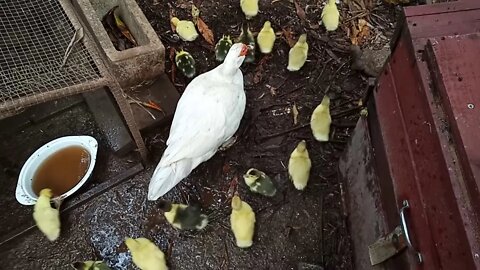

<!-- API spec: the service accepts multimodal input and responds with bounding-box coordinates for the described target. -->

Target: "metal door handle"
[400,200,423,264]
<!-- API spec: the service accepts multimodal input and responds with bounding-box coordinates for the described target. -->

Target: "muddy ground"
[0,0,397,269]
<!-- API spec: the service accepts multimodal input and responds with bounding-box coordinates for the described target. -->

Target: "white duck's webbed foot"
[219,136,238,151]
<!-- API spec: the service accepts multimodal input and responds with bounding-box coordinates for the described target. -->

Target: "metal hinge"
[368,225,407,265]
[368,200,423,265]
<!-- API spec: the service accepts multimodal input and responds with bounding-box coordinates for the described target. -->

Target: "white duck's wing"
[159,80,227,166]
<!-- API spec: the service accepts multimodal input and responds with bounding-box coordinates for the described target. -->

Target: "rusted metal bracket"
[368,226,407,265]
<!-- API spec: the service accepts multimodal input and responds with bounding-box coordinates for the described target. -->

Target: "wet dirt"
[0,0,398,269]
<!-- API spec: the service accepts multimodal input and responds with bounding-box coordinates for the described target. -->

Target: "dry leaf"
[253,55,271,84]
[191,4,200,24]
[113,8,136,46]
[227,176,238,198]
[357,19,370,44]
[197,17,214,45]
[102,6,136,50]
[282,28,296,47]
[292,103,299,125]
[169,47,176,82]
[294,0,306,22]
[222,163,231,174]
[350,19,370,45]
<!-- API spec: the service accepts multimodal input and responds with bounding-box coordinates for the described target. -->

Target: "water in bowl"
[32,145,90,197]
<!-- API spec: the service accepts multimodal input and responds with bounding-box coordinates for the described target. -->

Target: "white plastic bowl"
[15,135,98,205]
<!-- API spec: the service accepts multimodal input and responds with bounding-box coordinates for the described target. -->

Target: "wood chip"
[294,0,306,22]
[253,55,271,84]
[282,28,296,47]
[292,103,299,125]
[169,47,176,82]
[197,17,215,45]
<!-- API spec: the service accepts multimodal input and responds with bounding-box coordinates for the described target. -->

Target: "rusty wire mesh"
[0,0,101,112]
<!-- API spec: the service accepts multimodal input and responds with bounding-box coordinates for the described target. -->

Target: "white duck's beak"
[239,44,249,57]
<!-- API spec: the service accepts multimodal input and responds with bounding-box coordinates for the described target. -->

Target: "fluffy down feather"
[33,188,60,241]
[230,195,256,248]
[125,237,168,270]
[288,140,312,190]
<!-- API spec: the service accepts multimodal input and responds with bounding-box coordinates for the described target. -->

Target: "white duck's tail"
[148,159,194,201]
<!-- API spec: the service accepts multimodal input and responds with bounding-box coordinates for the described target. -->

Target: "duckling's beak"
[239,44,248,56]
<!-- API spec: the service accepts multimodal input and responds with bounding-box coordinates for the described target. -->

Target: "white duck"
[148,43,249,200]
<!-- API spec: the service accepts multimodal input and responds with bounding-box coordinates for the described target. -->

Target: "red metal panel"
[375,44,441,268]
[404,1,480,17]
[371,3,480,269]
[375,28,477,268]
[392,32,476,270]
[362,2,480,269]
[427,34,480,196]
[416,37,480,270]
[404,1,480,54]
[408,5,480,266]
[406,9,480,41]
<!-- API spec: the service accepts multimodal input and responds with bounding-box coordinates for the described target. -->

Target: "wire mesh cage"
[0,0,101,115]
[0,0,148,160]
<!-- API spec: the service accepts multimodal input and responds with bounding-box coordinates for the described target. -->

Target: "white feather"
[148,44,247,200]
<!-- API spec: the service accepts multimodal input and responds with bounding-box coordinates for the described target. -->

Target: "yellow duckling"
[230,195,256,248]
[240,0,259,20]
[257,21,276,54]
[71,261,111,270]
[287,34,308,71]
[321,0,340,31]
[125,237,168,270]
[310,95,332,141]
[33,188,61,241]
[288,140,312,190]
[171,17,198,41]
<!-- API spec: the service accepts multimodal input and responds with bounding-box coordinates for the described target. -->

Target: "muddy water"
[32,146,90,196]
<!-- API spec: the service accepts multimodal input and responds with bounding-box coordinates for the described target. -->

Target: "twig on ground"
[259,123,310,141]
[125,94,156,120]
[325,48,342,64]
[325,61,348,93]
[331,121,357,128]
[278,84,305,98]
[331,107,361,118]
